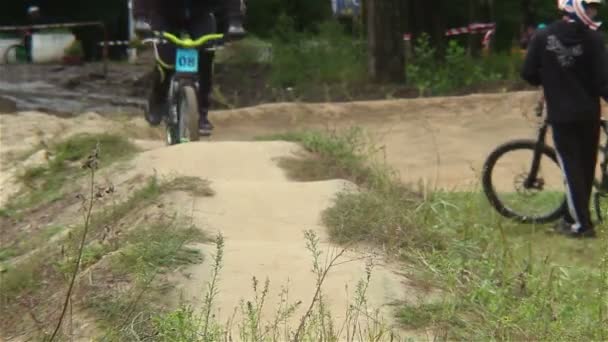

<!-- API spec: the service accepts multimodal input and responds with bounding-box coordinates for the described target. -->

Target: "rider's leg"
[189,12,217,135]
[145,14,179,126]
[552,121,599,235]
[581,120,601,197]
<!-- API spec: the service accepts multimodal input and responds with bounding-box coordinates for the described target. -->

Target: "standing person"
[521,0,608,238]
[133,0,246,136]
[24,5,42,62]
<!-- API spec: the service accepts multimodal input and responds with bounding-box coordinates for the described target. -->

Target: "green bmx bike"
[142,31,224,145]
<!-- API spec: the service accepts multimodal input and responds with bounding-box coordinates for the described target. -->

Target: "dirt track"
[0,91,544,339]
[207,91,542,189]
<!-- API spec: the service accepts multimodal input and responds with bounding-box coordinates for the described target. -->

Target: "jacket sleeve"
[591,32,608,100]
[521,33,543,86]
[133,0,154,18]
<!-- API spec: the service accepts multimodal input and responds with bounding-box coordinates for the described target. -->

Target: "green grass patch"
[397,302,448,330]
[0,225,64,262]
[257,128,392,187]
[406,191,608,340]
[269,128,608,340]
[112,221,206,278]
[323,188,439,253]
[270,19,366,87]
[86,219,206,340]
[4,133,138,215]
[0,254,46,305]
[0,176,213,308]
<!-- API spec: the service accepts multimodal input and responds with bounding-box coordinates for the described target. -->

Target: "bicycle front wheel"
[177,86,200,143]
[3,44,23,64]
[482,140,567,224]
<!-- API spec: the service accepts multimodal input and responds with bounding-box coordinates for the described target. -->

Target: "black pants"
[151,11,216,113]
[552,120,601,230]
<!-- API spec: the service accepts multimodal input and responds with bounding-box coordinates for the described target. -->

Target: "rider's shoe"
[553,219,597,239]
[145,94,165,126]
[199,112,214,136]
[227,17,246,40]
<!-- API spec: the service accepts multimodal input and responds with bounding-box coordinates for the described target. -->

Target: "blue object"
[175,48,198,73]
[332,0,361,17]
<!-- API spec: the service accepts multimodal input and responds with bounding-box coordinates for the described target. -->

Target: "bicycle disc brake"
[514,173,544,197]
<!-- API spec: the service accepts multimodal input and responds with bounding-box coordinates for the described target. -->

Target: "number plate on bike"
[175,48,198,73]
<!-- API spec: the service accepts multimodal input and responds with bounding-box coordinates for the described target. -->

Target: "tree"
[366,0,405,83]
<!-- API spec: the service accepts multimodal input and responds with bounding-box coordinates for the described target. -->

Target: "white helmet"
[27,5,40,14]
[560,0,604,10]
[560,0,603,30]
[584,0,604,5]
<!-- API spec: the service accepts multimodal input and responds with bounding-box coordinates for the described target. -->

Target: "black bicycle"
[482,98,608,224]
[142,31,224,145]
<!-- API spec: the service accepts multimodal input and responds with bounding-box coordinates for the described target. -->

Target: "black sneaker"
[145,92,166,126]
[199,116,214,136]
[553,220,597,239]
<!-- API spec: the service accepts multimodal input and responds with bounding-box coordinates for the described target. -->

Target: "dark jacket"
[521,20,608,123]
[133,0,222,18]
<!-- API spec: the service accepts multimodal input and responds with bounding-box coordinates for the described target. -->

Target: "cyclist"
[133,0,246,136]
[522,0,608,238]
[24,6,42,63]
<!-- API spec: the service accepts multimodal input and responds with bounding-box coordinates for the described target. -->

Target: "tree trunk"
[367,0,405,83]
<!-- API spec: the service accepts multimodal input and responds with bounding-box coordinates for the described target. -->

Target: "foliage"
[407,34,522,95]
[270,19,366,87]
[247,0,333,37]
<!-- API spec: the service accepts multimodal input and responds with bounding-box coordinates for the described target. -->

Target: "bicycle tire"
[482,139,567,224]
[3,44,22,64]
[177,86,200,143]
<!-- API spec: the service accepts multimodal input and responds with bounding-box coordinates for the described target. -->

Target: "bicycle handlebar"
[141,31,225,50]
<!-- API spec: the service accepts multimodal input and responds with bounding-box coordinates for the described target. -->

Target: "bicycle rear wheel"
[482,140,567,224]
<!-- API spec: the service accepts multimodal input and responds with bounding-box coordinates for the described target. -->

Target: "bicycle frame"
[141,31,224,127]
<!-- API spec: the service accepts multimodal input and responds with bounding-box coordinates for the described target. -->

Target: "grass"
[0,225,64,262]
[111,221,206,277]
[0,173,215,338]
[123,231,396,341]
[263,127,608,340]
[402,191,608,340]
[3,133,138,215]
[270,20,366,88]
[257,128,390,187]
[85,219,207,339]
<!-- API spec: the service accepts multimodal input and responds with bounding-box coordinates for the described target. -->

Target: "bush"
[407,33,522,96]
[270,19,366,87]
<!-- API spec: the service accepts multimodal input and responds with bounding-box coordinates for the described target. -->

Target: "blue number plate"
[175,48,198,73]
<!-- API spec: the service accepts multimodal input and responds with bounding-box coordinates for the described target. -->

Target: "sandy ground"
[122,142,417,336]
[207,91,544,189]
[0,91,553,339]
